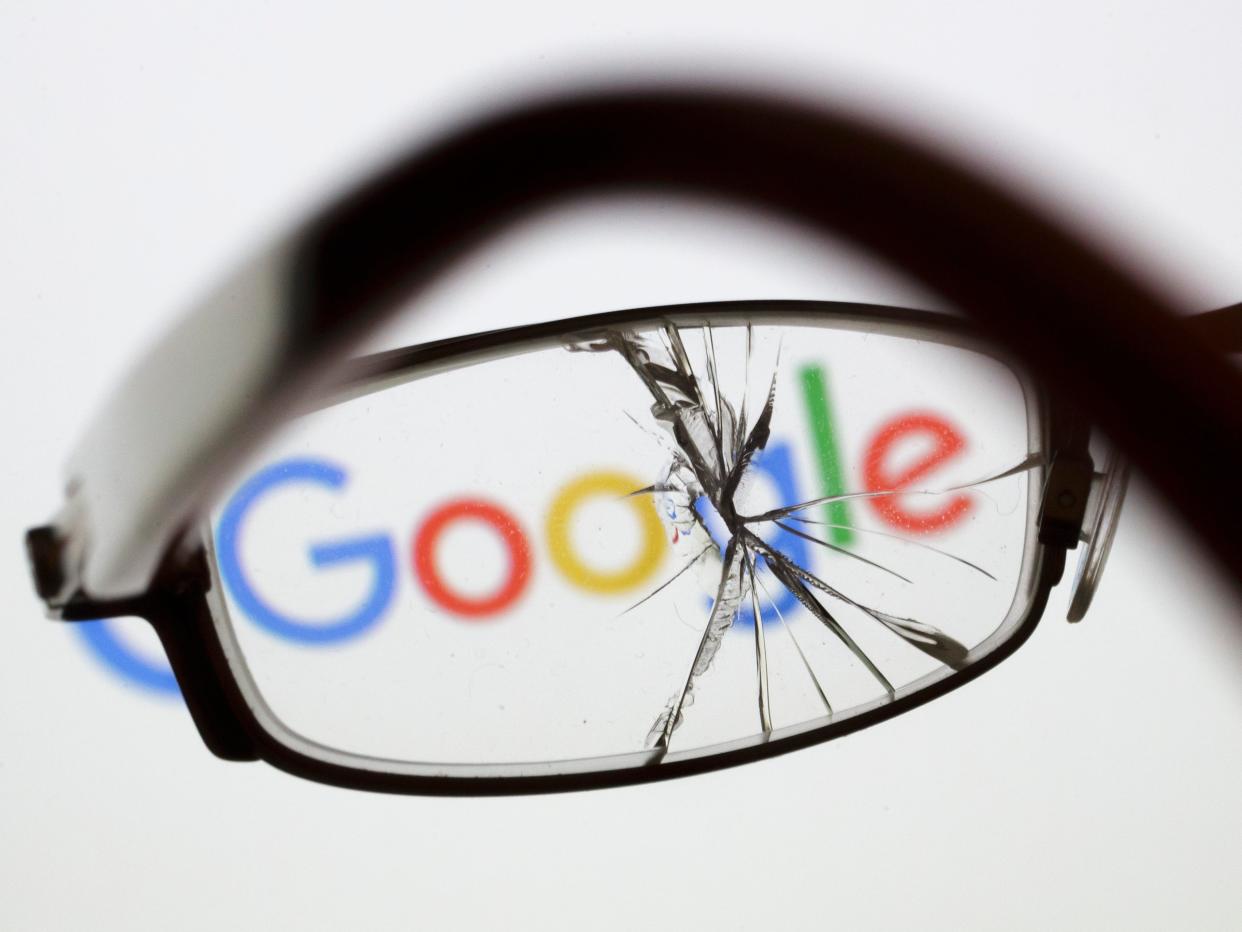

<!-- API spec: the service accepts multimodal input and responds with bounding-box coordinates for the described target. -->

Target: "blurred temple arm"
[1192,302,1242,353]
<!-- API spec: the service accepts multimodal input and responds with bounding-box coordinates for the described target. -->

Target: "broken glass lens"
[206,311,1045,778]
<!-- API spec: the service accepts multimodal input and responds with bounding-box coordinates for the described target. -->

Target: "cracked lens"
[213,316,1039,772]
[570,321,1039,753]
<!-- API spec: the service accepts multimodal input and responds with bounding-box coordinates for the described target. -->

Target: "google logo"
[74,363,973,695]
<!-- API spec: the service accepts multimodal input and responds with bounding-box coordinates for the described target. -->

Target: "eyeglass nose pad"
[1066,447,1130,622]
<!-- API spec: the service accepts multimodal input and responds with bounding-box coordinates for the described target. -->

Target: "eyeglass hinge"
[1037,453,1093,550]
[25,524,157,621]
[26,525,75,615]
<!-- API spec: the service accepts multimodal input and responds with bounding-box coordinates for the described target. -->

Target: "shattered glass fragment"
[574,320,1030,751]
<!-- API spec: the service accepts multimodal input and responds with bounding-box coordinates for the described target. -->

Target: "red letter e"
[863,412,971,533]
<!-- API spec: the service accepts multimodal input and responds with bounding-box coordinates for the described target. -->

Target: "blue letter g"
[215,458,396,644]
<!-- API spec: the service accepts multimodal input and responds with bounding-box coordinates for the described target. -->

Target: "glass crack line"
[751,560,833,717]
[784,516,997,580]
[743,545,773,736]
[741,452,1047,523]
[569,321,976,753]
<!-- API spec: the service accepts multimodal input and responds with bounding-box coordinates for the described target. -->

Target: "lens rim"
[194,299,1070,794]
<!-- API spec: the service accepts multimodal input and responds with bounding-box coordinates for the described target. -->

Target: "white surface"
[2,3,1241,930]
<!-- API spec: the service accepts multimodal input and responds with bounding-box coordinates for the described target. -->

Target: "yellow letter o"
[546,471,666,594]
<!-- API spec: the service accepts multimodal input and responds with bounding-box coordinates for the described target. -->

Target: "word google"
[76,364,972,694]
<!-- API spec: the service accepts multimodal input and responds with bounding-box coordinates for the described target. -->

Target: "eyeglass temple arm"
[33,88,1242,608]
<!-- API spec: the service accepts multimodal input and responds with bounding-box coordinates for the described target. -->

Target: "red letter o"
[413,499,532,618]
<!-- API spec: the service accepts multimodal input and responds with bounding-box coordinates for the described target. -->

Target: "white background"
[3,3,1241,929]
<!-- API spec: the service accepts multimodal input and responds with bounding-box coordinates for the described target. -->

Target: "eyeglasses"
[24,87,1242,795]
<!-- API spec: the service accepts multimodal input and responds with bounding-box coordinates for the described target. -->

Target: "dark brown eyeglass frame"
[25,85,1242,796]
